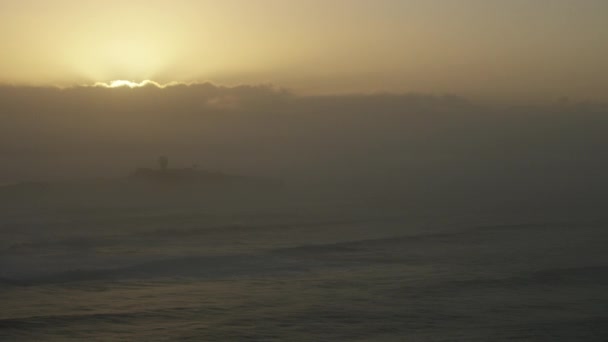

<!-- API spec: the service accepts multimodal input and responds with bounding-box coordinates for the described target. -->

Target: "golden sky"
[1,0,607,101]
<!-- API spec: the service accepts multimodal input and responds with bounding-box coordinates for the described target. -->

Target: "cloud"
[0,82,607,209]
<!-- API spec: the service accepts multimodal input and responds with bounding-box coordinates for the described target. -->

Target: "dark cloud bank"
[1,83,607,214]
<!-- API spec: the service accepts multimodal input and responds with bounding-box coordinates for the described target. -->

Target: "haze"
[2,2,608,341]
[1,0,607,101]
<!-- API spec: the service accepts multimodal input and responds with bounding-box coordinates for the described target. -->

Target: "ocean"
[1,195,608,341]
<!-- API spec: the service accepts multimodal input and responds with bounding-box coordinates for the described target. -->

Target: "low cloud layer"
[1,83,607,208]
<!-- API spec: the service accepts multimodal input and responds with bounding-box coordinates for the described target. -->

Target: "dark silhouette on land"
[131,157,250,185]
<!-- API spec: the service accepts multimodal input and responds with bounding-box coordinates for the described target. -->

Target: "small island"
[130,156,248,185]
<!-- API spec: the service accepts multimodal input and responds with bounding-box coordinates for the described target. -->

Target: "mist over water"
[1,84,608,340]
[2,0,608,339]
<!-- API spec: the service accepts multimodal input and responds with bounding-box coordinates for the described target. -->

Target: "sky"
[0,0,607,101]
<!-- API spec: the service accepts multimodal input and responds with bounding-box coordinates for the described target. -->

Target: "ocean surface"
[1,194,608,341]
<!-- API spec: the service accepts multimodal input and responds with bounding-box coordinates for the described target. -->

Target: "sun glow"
[94,80,163,88]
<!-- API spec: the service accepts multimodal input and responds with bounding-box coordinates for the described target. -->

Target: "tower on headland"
[159,156,168,171]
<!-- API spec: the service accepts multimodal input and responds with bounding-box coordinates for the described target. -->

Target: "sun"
[94,80,163,88]
[108,80,141,88]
